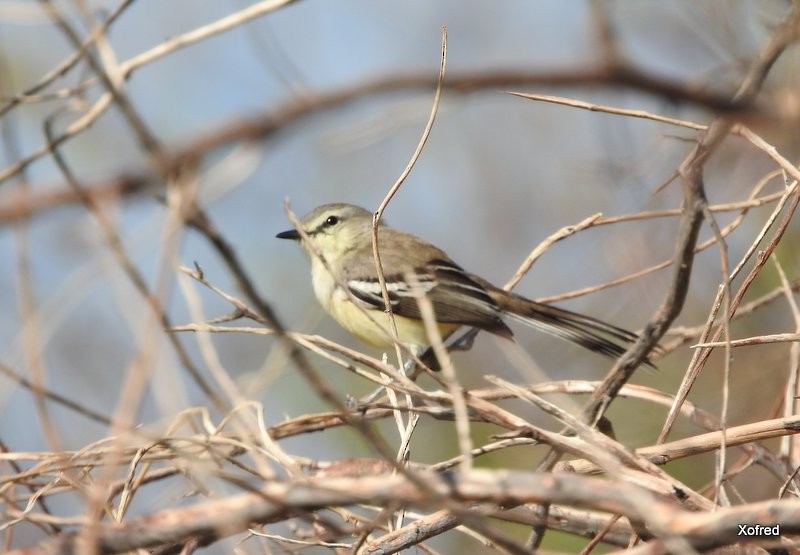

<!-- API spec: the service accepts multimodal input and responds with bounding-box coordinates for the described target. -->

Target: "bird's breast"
[310,258,339,311]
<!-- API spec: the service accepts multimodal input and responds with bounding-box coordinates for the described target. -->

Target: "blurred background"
[1,1,798,552]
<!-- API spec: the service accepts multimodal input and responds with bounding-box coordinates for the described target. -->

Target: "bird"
[277,203,650,368]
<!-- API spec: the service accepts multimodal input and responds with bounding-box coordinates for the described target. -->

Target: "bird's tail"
[490,287,656,369]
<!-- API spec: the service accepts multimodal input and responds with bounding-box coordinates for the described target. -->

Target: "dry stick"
[370,27,447,371]
[39,125,222,529]
[173,277,302,481]
[503,213,602,291]
[38,4,417,544]
[39,0,162,162]
[0,59,766,188]
[541,181,775,305]
[0,0,298,184]
[368,27,447,537]
[580,514,624,555]
[41,1,320,462]
[0,362,112,427]
[591,0,800,447]
[774,257,800,465]
[183,238,406,470]
[178,262,800,552]
[658,180,797,442]
[18,470,796,555]
[0,0,135,119]
[739,126,800,184]
[127,378,773,477]
[7,386,797,552]
[366,504,638,553]
[558,414,800,476]
[694,333,800,348]
[374,32,469,478]
[487,377,711,512]
[361,506,498,555]
[0,161,783,229]
[659,181,800,443]
[507,91,706,131]
[38,3,226,412]
[503,96,784,308]
[526,5,800,549]
[0,447,59,539]
[268,376,796,484]
[584,128,711,419]
[664,277,800,352]
[41,122,225,410]
[409,271,474,473]
[534,139,706,550]
[0,47,63,469]
[699,206,734,507]
[172,324,420,393]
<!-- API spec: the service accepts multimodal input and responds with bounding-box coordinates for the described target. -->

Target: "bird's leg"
[357,351,405,406]
[447,327,480,353]
[358,347,426,405]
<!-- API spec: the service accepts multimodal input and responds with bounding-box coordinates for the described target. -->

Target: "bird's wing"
[342,231,512,337]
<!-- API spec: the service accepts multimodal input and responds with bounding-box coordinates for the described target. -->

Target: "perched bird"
[277,203,648,366]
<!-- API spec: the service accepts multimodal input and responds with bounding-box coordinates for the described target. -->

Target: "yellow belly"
[310,259,458,351]
[324,289,455,352]
[337,298,457,348]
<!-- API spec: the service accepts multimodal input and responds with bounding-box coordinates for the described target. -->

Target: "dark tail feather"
[502,297,657,369]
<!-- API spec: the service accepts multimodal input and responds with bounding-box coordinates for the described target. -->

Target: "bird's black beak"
[276,229,301,240]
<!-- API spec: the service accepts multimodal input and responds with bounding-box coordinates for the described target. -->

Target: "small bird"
[277,203,647,366]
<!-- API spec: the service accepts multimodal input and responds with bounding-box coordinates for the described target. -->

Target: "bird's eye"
[324,215,339,226]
